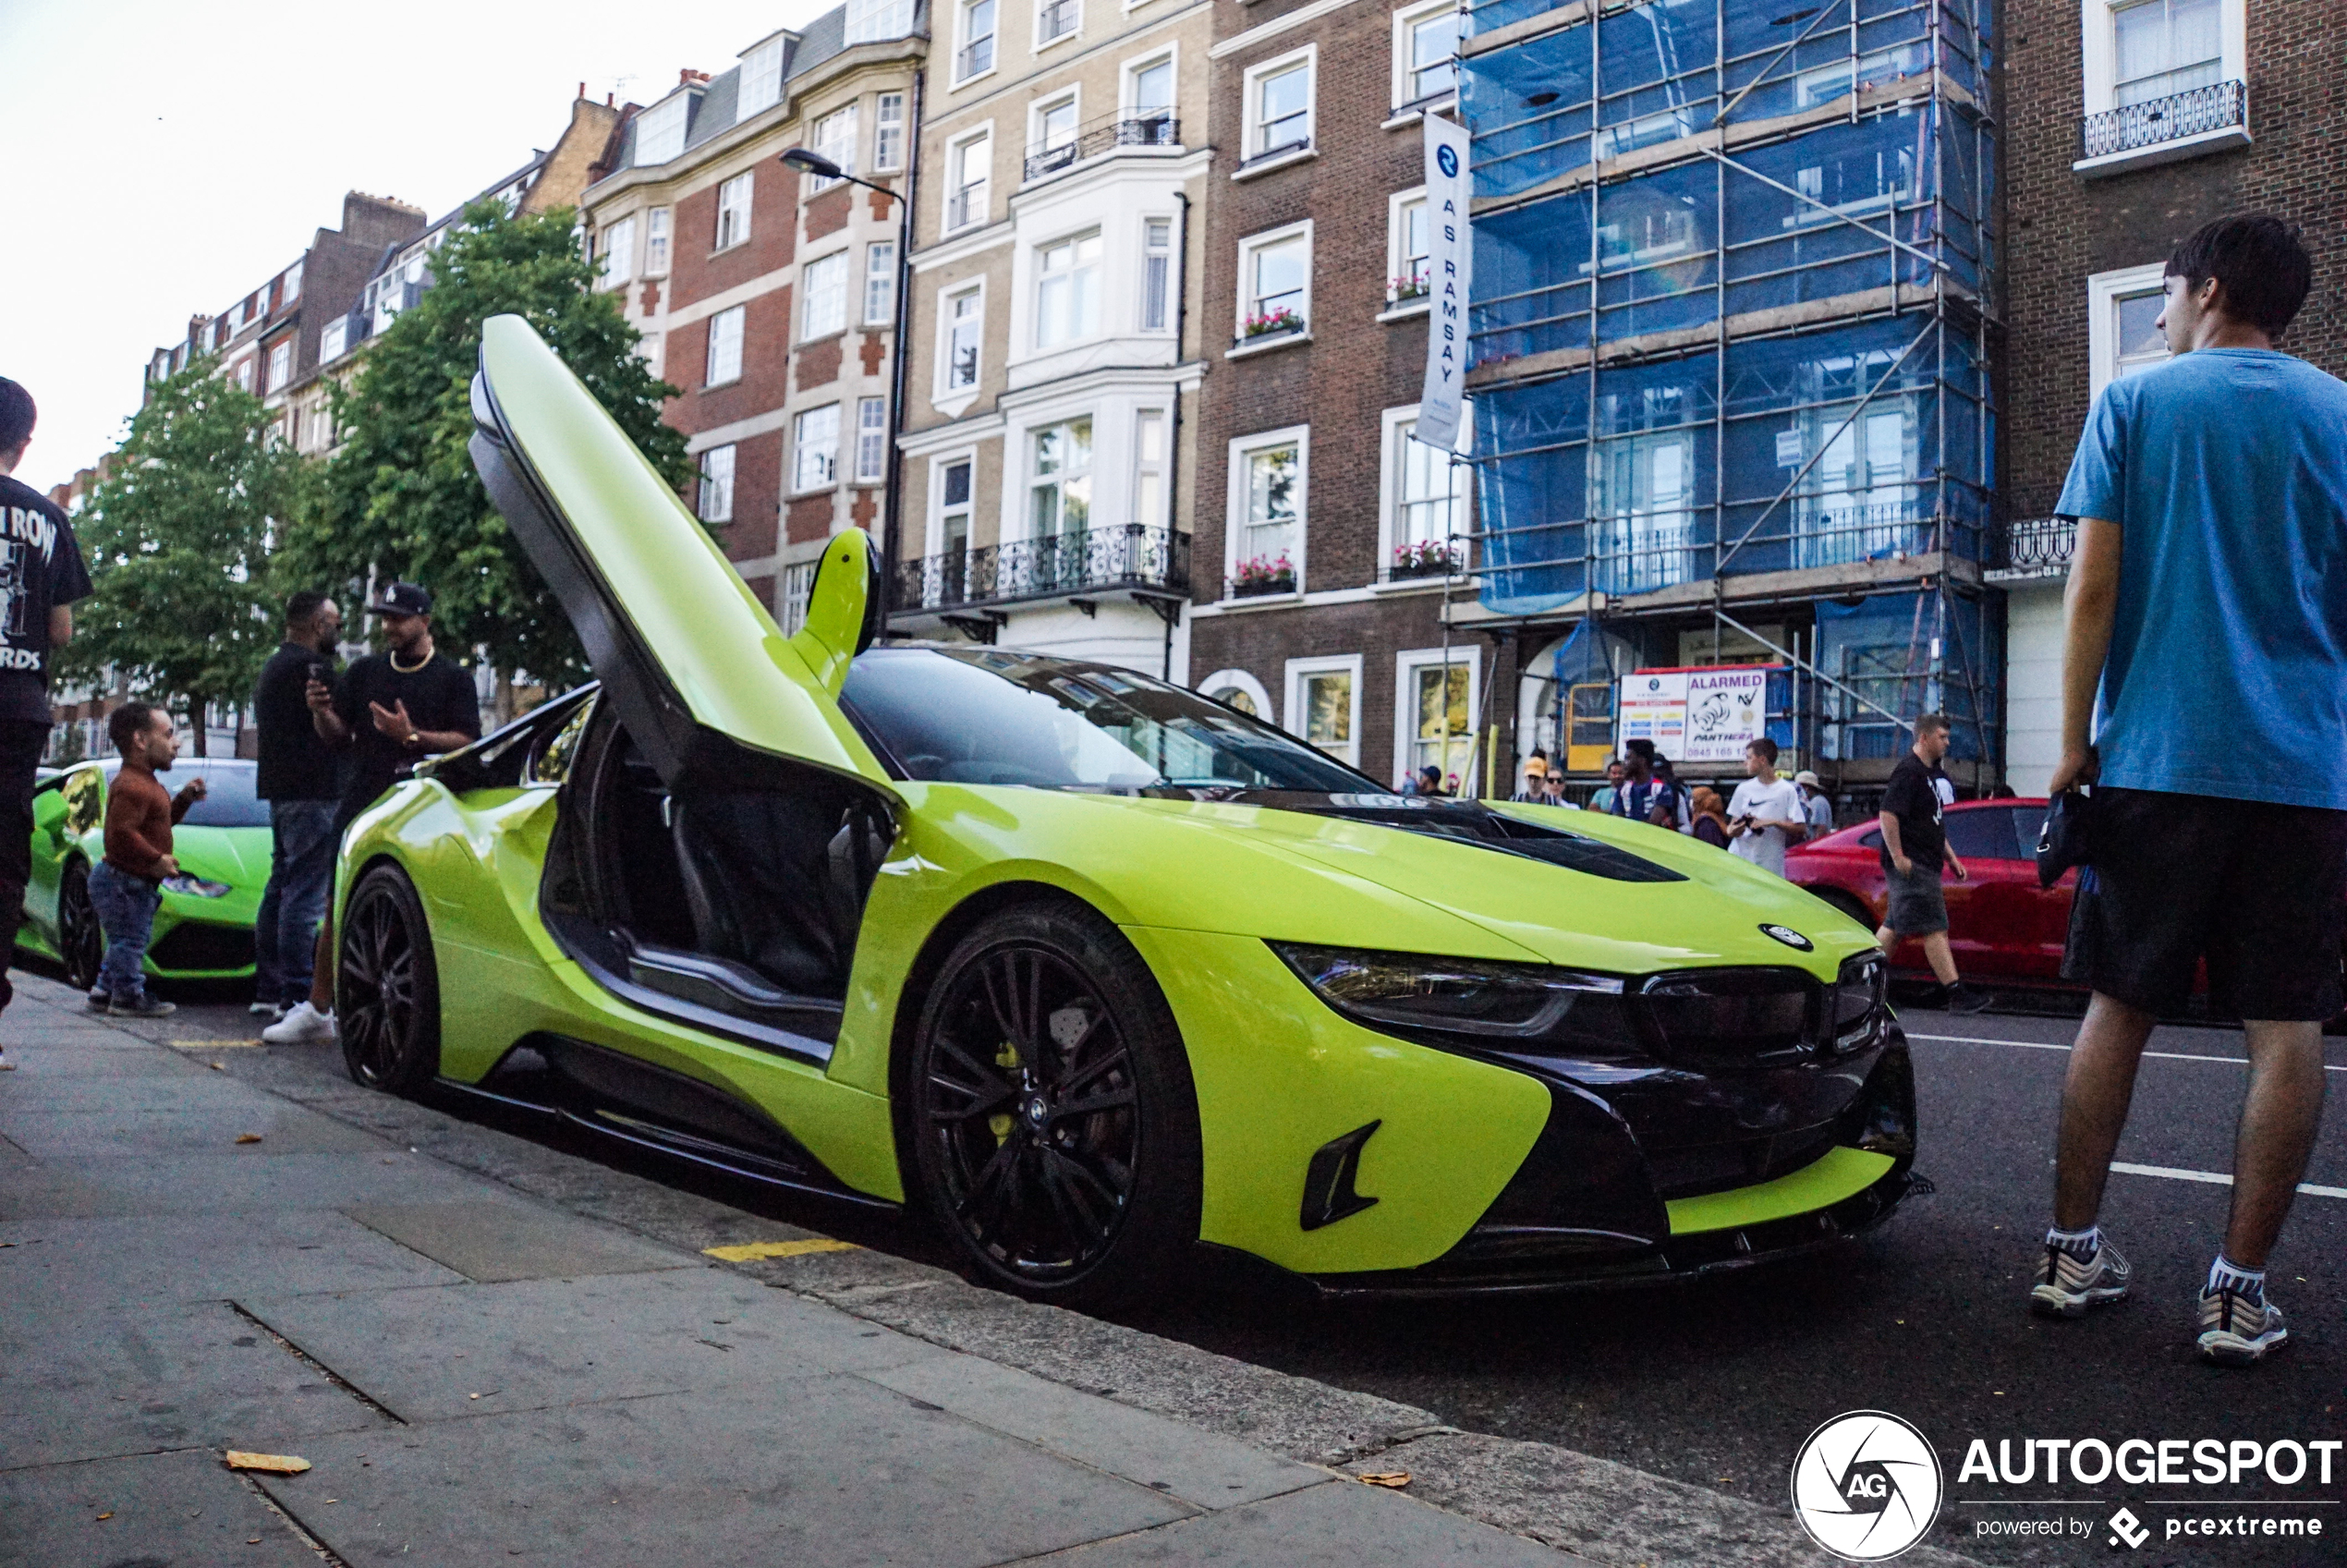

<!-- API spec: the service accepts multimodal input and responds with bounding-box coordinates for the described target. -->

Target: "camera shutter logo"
[1790,1411,1943,1561]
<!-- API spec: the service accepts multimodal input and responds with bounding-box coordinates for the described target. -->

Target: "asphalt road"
[103,978,2346,1566]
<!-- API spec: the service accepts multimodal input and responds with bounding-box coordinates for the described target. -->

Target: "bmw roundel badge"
[1759,924,1813,952]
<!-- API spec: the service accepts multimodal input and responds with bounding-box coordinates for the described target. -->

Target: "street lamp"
[780,146,913,631]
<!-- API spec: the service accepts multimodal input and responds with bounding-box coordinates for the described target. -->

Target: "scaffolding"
[1457,0,2001,777]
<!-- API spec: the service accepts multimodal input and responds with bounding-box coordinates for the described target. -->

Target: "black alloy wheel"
[907,903,1200,1310]
[57,861,102,994]
[336,865,442,1095]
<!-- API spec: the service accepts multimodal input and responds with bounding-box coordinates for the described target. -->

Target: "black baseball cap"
[367,582,433,617]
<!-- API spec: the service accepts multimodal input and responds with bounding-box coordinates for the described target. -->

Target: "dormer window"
[739,35,787,116]
[635,95,690,164]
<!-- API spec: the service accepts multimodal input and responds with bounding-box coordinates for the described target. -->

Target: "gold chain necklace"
[389,649,431,675]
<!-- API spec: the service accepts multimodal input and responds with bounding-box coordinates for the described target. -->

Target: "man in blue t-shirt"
[2031,215,2346,1368]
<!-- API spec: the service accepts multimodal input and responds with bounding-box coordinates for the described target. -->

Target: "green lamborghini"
[19,758,272,991]
[328,314,1919,1307]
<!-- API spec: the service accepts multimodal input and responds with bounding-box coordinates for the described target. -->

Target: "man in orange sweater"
[88,702,205,1017]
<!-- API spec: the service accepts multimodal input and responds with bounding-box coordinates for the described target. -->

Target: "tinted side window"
[1859,828,1883,849]
[1944,807,2022,861]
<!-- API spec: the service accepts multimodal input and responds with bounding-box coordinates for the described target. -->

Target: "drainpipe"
[879,69,925,637]
[1161,188,1194,685]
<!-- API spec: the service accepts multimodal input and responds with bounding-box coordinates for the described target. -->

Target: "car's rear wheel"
[907,902,1200,1310]
[58,861,102,993]
[337,865,441,1095]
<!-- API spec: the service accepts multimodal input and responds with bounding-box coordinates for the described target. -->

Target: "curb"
[103,996,1988,1568]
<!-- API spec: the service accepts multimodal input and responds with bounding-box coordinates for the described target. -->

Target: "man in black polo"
[0,378,93,1064]
[249,590,343,1019]
[263,582,478,1045]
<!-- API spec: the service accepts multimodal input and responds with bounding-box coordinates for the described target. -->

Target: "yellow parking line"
[167,1039,263,1049]
[702,1237,860,1262]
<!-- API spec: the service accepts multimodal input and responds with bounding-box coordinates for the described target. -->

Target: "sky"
[1,0,833,495]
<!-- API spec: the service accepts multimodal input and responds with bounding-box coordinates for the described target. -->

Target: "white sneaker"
[2029,1236,2133,1319]
[2197,1286,2288,1366]
[261,1001,337,1045]
[249,999,283,1017]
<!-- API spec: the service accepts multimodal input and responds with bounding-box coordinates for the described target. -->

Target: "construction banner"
[1617,664,1777,764]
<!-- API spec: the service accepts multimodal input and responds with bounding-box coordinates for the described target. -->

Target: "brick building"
[889,0,1213,673]
[141,191,426,436]
[1183,0,1474,785]
[290,95,626,460]
[1995,0,2347,792]
[582,4,925,626]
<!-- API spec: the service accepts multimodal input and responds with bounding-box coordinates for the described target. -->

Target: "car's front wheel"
[906,902,1200,1310]
[336,865,442,1095]
[58,861,101,993]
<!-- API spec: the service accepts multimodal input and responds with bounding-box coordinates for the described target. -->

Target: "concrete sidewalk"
[0,975,1578,1566]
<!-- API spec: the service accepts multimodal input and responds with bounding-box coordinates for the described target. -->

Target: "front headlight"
[1271,944,1644,1057]
[1828,952,1887,1054]
[161,874,232,898]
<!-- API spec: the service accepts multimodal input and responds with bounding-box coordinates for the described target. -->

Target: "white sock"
[2046,1224,2100,1260]
[2207,1254,2265,1302]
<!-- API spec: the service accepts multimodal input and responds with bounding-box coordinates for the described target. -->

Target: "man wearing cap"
[1794,770,1834,841]
[264,583,480,1045]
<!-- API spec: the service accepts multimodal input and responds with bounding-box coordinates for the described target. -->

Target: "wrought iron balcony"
[1022,112,1181,182]
[1986,516,2077,579]
[2082,79,2246,161]
[955,36,994,79]
[895,524,1190,614]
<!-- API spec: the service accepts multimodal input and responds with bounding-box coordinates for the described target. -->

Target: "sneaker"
[2197,1286,2288,1366]
[108,993,177,1019]
[84,989,109,1013]
[261,1001,336,1045]
[1946,982,1993,1015]
[2030,1235,2133,1319]
[249,999,283,1017]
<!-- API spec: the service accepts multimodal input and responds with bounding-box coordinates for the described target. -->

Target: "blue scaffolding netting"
[1459,0,2000,755]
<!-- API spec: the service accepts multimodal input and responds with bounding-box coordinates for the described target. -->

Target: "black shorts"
[2062,786,2347,1020]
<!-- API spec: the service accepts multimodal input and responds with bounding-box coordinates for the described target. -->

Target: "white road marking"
[2109,1161,2347,1201]
[1907,1032,2347,1073]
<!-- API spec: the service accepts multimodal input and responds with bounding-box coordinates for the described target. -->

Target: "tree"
[63,360,299,755]
[283,200,688,693]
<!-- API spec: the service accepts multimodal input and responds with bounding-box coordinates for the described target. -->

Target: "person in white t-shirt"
[1726,737,1806,876]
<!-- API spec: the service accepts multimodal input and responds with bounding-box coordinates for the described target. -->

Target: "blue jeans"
[88,860,163,1002]
[254,799,337,1006]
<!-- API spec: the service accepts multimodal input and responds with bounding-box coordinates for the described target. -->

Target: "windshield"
[102,760,271,828]
[842,647,1376,794]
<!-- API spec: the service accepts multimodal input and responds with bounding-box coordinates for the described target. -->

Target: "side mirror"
[787,529,882,695]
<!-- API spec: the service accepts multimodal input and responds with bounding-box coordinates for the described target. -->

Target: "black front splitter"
[1221,1168,1927,1302]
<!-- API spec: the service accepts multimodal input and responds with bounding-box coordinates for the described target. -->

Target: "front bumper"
[1306,1028,1922,1296]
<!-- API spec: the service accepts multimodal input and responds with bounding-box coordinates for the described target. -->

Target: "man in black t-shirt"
[1876,712,1987,1013]
[249,590,343,1019]
[262,581,480,1045]
[0,379,94,1051]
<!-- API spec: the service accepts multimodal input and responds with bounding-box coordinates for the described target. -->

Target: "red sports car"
[1786,797,2073,987]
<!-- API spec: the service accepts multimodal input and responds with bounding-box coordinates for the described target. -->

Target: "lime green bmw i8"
[328,314,1919,1307]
